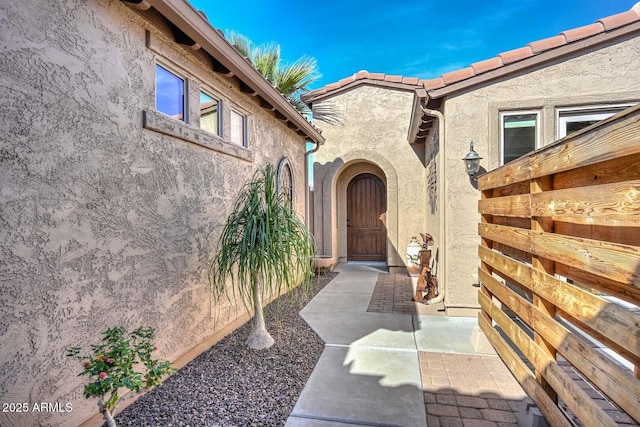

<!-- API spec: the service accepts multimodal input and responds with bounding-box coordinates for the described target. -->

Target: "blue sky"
[188,0,636,89]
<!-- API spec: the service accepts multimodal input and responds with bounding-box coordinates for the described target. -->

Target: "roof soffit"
[129,0,324,144]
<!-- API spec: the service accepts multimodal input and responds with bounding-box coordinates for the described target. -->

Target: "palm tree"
[209,164,315,350]
[227,32,341,123]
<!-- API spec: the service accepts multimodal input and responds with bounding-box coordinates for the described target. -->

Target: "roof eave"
[303,78,423,105]
[427,21,640,100]
[407,88,428,144]
[141,0,324,144]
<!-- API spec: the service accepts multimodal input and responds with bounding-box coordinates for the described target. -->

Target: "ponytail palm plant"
[209,164,315,350]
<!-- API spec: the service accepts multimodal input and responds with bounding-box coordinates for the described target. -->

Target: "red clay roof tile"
[441,67,475,85]
[561,22,605,42]
[368,72,386,80]
[598,10,639,31]
[471,56,504,75]
[303,3,640,102]
[528,35,567,54]
[338,76,355,86]
[401,76,420,85]
[498,46,534,65]
[423,78,446,90]
[385,75,404,83]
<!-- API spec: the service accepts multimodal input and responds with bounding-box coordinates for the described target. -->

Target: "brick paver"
[369,273,638,426]
[420,352,526,426]
[367,272,445,315]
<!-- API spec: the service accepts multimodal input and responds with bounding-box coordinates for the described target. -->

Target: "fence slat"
[478,314,573,427]
[479,292,617,427]
[477,105,640,425]
[530,110,640,180]
[479,246,640,361]
[478,223,532,253]
[530,232,640,286]
[479,194,531,217]
[530,180,640,225]
[555,263,640,304]
[480,269,640,423]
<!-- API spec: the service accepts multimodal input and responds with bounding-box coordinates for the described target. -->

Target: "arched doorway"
[346,173,387,261]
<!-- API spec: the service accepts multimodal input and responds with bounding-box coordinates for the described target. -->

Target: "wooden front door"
[347,174,387,261]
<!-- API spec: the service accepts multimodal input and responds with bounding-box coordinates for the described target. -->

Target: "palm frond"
[312,101,344,125]
[273,55,319,96]
[252,43,280,82]
[227,32,253,59]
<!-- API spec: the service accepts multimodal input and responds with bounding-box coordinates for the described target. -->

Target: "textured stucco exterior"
[0,1,309,426]
[439,33,640,315]
[311,32,640,317]
[312,85,427,273]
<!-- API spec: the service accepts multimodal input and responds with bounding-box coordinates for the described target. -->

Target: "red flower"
[107,358,114,364]
[99,372,107,379]
[83,360,90,368]
[153,345,158,351]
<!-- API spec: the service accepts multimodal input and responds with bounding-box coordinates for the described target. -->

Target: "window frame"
[229,108,248,147]
[155,62,188,123]
[500,110,540,166]
[277,156,295,207]
[556,104,634,139]
[198,88,222,137]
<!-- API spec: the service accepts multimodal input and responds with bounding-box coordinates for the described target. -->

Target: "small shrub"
[67,326,174,427]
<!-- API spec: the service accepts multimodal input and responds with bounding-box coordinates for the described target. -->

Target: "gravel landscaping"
[114,272,338,427]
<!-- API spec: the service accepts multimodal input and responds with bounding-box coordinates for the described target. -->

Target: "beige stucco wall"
[313,85,427,272]
[0,1,308,426]
[440,33,640,316]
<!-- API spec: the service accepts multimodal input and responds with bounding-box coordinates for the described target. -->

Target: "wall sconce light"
[462,141,482,176]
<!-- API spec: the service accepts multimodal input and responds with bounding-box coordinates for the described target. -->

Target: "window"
[277,157,294,207]
[155,64,186,121]
[230,109,247,146]
[501,112,539,165]
[199,91,220,136]
[557,105,633,139]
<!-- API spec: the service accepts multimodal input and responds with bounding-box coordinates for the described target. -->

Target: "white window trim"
[556,104,634,139]
[500,110,540,166]
[155,61,189,124]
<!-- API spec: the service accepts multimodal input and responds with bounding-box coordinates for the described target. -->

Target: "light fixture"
[462,141,482,176]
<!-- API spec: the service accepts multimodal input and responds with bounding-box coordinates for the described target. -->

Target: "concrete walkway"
[285,263,527,427]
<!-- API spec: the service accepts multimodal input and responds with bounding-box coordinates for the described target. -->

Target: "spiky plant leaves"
[209,164,315,350]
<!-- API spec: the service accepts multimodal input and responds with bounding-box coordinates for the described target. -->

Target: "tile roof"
[303,3,640,103]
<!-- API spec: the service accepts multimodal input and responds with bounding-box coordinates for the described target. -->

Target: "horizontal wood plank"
[478,223,532,253]
[479,194,531,217]
[530,180,640,226]
[479,293,616,427]
[479,106,640,191]
[479,246,640,360]
[530,232,640,286]
[480,270,640,423]
[552,152,640,190]
[478,157,531,191]
[478,315,572,427]
[555,263,640,305]
[530,111,640,181]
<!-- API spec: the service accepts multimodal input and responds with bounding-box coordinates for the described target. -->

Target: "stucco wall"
[312,85,426,272]
[0,1,307,426]
[441,33,640,315]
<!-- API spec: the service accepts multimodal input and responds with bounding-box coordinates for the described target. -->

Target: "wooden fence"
[477,105,640,426]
